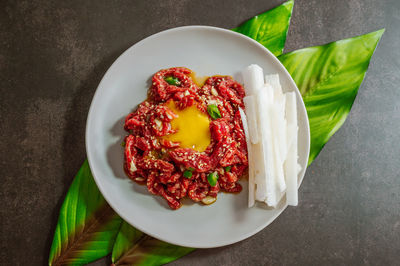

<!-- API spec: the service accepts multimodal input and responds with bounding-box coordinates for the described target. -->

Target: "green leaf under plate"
[278,29,384,164]
[232,0,294,56]
[111,221,144,263]
[112,221,194,266]
[48,160,122,266]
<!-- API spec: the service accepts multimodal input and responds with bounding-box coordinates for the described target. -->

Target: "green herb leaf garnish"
[207,172,219,187]
[183,170,192,178]
[164,76,181,86]
[207,104,221,120]
[224,166,231,172]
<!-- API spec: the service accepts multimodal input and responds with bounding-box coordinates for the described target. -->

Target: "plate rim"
[86,25,310,248]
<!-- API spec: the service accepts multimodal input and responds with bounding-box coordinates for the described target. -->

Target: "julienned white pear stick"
[242,64,264,96]
[269,94,287,192]
[243,96,259,144]
[256,88,276,205]
[284,92,298,206]
[254,132,267,202]
[265,74,281,90]
[242,64,269,203]
[239,108,255,208]
[253,92,268,202]
[266,75,288,165]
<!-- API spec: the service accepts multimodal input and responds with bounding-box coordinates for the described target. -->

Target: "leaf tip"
[375,28,385,38]
[284,0,295,8]
[362,28,385,53]
[365,28,385,41]
[280,0,294,14]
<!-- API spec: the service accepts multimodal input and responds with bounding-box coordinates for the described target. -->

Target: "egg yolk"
[163,100,211,152]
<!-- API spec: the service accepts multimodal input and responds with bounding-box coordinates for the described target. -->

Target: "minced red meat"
[123,67,248,209]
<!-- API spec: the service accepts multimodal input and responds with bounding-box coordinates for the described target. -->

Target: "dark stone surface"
[1,0,399,265]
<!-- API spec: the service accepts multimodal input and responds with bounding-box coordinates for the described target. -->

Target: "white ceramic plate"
[86,26,310,248]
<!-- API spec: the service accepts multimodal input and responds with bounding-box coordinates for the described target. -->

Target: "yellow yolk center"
[163,100,211,152]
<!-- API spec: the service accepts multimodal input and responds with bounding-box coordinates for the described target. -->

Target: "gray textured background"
[1,0,399,265]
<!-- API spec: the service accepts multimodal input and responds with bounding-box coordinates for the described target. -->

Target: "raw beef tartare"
[123,67,248,209]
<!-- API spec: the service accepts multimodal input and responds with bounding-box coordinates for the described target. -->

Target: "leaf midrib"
[114,234,152,266]
[52,204,115,266]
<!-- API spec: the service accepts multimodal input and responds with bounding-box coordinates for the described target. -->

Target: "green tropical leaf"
[112,221,194,266]
[278,29,384,164]
[232,0,294,56]
[48,160,122,265]
[111,221,144,263]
